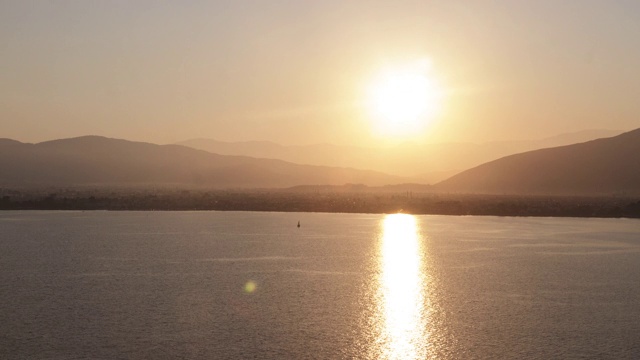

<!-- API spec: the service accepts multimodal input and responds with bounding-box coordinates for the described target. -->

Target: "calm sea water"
[1,211,639,359]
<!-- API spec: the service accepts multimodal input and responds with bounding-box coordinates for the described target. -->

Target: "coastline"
[2,189,639,219]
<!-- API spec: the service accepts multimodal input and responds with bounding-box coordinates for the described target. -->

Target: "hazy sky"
[1,0,639,145]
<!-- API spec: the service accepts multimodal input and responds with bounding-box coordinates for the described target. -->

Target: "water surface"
[1,211,639,359]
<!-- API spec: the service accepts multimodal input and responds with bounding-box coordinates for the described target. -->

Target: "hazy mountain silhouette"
[177,129,623,183]
[0,136,406,188]
[434,128,640,195]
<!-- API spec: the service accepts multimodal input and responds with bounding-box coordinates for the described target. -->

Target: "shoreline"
[2,189,639,219]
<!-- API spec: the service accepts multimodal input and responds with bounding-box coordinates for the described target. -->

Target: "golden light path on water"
[376,214,429,359]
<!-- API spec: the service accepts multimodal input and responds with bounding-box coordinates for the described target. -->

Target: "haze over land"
[178,129,622,182]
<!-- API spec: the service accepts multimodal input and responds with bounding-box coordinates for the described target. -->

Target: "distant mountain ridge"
[434,128,640,195]
[176,129,624,183]
[2,129,636,195]
[0,136,406,188]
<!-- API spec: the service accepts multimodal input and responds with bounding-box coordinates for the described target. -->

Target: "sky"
[1,0,639,146]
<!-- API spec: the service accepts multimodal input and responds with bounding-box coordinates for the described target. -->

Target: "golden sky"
[1,1,639,146]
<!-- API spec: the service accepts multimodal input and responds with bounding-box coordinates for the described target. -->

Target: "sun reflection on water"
[376,214,428,359]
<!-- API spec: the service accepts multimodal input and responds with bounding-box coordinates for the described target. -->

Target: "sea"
[1,211,639,359]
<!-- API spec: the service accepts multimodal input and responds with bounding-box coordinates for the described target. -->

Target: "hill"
[0,136,405,188]
[177,129,623,183]
[434,128,640,195]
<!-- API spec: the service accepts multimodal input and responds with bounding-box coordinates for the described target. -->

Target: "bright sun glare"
[367,59,443,138]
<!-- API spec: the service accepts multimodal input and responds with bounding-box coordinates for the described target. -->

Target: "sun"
[366,59,443,138]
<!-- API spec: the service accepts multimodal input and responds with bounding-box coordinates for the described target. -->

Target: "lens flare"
[244,280,257,294]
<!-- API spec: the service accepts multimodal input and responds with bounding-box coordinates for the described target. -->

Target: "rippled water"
[1,211,639,359]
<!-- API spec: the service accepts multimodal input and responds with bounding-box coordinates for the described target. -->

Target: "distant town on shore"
[2,187,639,219]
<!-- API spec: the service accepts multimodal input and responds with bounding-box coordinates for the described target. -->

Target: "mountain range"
[0,136,403,188]
[1,128,638,195]
[435,128,640,195]
[177,129,623,183]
